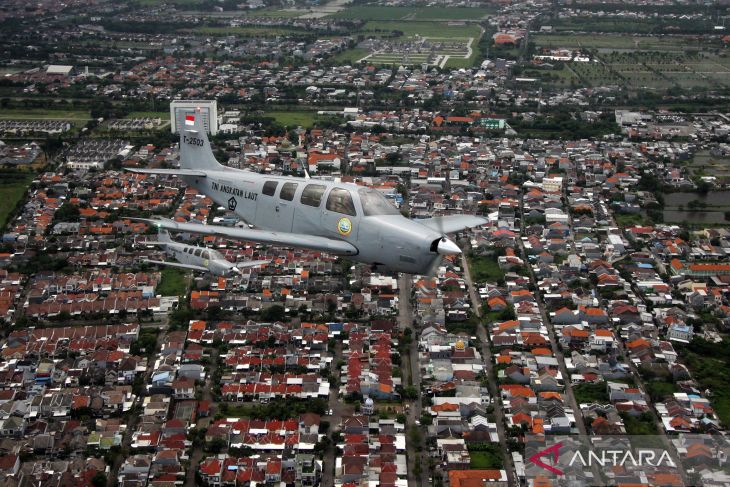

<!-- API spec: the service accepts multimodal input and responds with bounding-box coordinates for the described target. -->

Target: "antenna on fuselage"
[303,165,311,180]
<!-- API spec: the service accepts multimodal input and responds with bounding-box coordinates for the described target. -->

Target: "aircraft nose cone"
[437,238,461,256]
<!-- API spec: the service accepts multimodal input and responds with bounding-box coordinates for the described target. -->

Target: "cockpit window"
[301,184,326,207]
[358,188,400,216]
[326,188,357,216]
[202,251,210,260]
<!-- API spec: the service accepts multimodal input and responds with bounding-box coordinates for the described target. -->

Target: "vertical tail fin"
[179,108,224,171]
[158,228,171,243]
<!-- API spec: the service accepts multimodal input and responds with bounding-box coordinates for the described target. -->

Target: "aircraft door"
[320,187,359,241]
[271,182,298,232]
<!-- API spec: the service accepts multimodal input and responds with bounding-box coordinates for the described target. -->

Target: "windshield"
[358,188,400,216]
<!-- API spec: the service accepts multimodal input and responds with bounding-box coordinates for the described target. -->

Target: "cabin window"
[279,182,298,201]
[193,248,202,257]
[358,188,400,216]
[262,181,278,196]
[326,188,356,216]
[300,184,326,207]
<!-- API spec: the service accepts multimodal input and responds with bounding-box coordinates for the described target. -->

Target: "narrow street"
[321,339,346,487]
[461,252,516,485]
[184,348,218,487]
[398,273,429,487]
[109,321,169,487]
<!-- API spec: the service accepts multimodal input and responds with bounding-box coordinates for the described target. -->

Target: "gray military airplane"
[141,229,269,277]
[128,109,486,275]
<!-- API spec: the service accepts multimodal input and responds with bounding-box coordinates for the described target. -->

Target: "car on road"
[327,409,333,416]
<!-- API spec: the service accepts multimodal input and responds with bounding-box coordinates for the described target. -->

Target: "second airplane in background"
[142,229,269,277]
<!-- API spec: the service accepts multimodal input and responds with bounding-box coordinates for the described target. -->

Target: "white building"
[542,176,563,193]
[170,100,218,135]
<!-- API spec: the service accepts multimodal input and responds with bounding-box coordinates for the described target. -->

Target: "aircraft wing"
[127,168,207,177]
[416,215,488,234]
[132,218,359,256]
[143,259,209,273]
[236,260,271,269]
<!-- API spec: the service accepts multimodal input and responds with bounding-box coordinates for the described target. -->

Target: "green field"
[533,34,716,52]
[0,171,34,231]
[362,20,481,39]
[469,446,503,469]
[332,48,369,64]
[330,6,493,21]
[0,109,91,121]
[678,338,730,427]
[125,111,171,120]
[157,267,189,296]
[195,26,306,36]
[245,8,305,18]
[573,382,609,405]
[265,111,321,128]
[467,254,504,284]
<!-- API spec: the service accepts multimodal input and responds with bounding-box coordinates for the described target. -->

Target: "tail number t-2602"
[183,135,204,147]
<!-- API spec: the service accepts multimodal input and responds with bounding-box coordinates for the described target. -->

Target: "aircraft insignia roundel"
[337,217,352,236]
[228,197,237,211]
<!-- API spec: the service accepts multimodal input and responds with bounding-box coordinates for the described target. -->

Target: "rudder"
[178,108,224,171]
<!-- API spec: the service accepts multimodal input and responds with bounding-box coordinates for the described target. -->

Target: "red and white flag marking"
[185,114,195,126]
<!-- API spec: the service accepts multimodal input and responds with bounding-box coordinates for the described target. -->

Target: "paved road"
[398,274,429,487]
[461,252,516,485]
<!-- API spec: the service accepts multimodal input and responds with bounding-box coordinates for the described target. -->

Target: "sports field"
[265,111,321,128]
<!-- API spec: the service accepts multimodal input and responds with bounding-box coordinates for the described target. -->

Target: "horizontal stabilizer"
[416,215,488,234]
[132,218,359,256]
[236,260,270,269]
[127,168,207,177]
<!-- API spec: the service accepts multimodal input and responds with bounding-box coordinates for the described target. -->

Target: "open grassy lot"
[573,382,609,405]
[156,267,189,296]
[0,171,34,231]
[467,254,504,284]
[332,48,369,64]
[330,6,493,21]
[195,26,307,36]
[265,111,320,128]
[362,20,481,39]
[0,109,91,121]
[468,444,503,469]
[125,111,170,120]
[244,8,305,18]
[677,338,730,427]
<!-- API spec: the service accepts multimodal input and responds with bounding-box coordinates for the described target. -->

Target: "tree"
[91,472,106,487]
[54,202,80,222]
[261,305,285,322]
